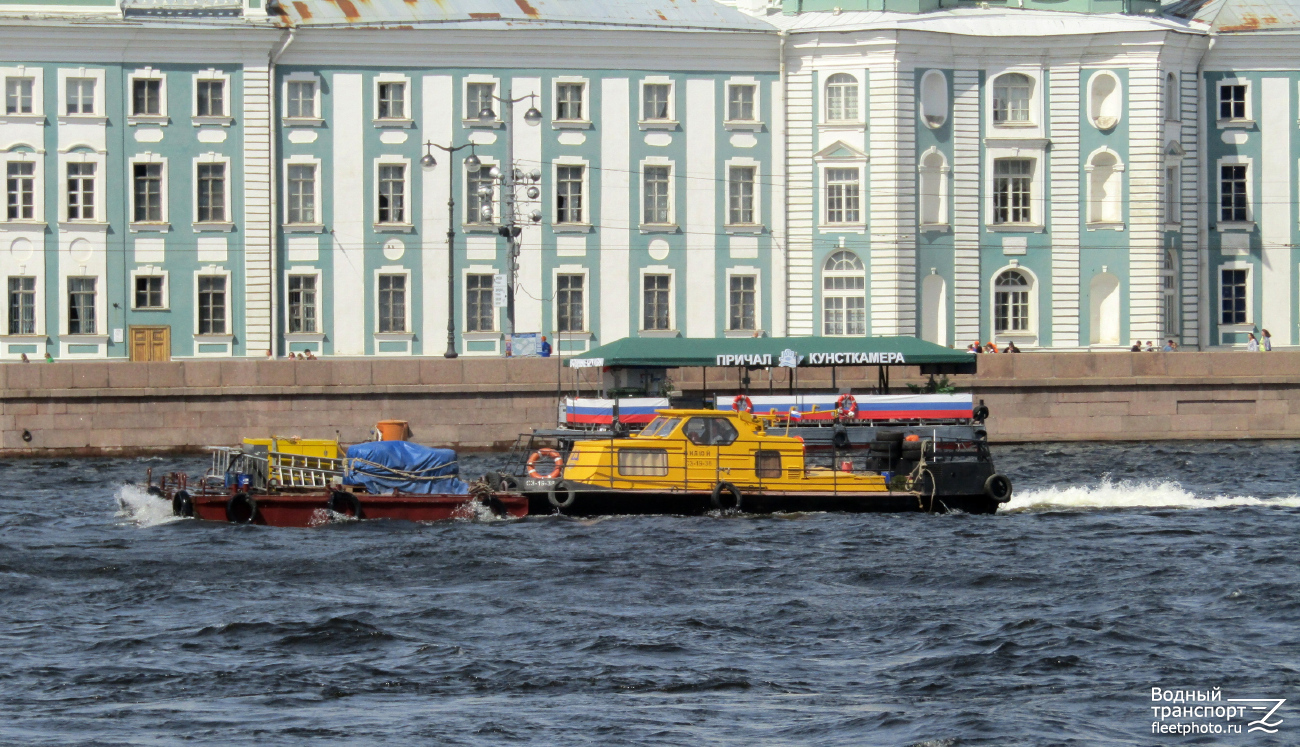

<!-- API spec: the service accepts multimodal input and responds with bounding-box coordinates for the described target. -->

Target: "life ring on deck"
[711,481,743,512]
[732,394,753,414]
[226,492,257,524]
[527,449,565,480]
[983,474,1013,503]
[171,490,193,518]
[547,480,577,510]
[328,490,363,519]
[836,393,858,419]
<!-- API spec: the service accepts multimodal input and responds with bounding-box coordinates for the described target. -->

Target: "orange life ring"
[836,393,858,419]
[732,394,753,414]
[527,448,564,480]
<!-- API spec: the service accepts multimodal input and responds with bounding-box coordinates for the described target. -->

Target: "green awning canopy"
[568,336,976,373]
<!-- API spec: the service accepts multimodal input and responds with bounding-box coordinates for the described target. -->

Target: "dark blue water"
[1,442,1299,746]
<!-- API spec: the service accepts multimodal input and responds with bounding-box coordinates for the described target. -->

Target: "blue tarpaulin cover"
[342,441,469,495]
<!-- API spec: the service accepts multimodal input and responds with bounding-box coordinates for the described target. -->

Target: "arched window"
[918,149,949,226]
[1162,249,1179,337]
[822,250,866,336]
[1088,71,1121,130]
[993,269,1031,334]
[1087,150,1123,224]
[992,73,1032,124]
[825,73,858,123]
[1164,72,1179,122]
[919,70,948,128]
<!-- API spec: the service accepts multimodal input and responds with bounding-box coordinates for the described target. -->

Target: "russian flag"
[788,407,803,421]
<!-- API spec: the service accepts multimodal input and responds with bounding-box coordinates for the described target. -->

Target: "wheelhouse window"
[466,82,495,120]
[378,164,406,224]
[825,168,860,224]
[377,81,405,120]
[642,83,671,120]
[287,80,315,119]
[682,417,739,447]
[196,78,224,118]
[728,84,755,121]
[1220,164,1248,222]
[729,274,756,331]
[197,275,226,335]
[556,273,584,332]
[66,162,95,221]
[287,164,316,224]
[643,274,671,331]
[377,274,405,333]
[1219,84,1247,121]
[287,274,316,333]
[466,274,495,332]
[556,83,584,121]
[134,275,164,309]
[67,277,95,335]
[993,158,1033,224]
[133,163,163,223]
[1221,268,1248,325]
[822,250,866,337]
[7,162,34,220]
[824,73,858,122]
[617,449,669,477]
[643,165,670,225]
[132,78,161,116]
[65,78,94,115]
[729,166,755,225]
[8,276,34,335]
[994,270,1030,333]
[992,73,1032,124]
[196,163,225,223]
[556,165,583,224]
[5,77,32,115]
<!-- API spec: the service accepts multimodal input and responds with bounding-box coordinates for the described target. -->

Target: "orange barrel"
[376,420,410,441]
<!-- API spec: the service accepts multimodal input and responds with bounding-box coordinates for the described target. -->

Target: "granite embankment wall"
[1,352,1299,455]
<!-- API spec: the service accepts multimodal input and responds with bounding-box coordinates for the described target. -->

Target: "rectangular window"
[287,274,317,333]
[287,164,316,224]
[993,77,1031,123]
[196,79,224,117]
[556,273,584,333]
[993,158,1033,224]
[1219,84,1247,121]
[377,81,405,120]
[198,275,226,335]
[556,83,584,121]
[133,163,162,223]
[755,450,781,479]
[378,164,406,224]
[65,78,94,115]
[132,78,161,116]
[556,165,583,224]
[134,275,164,310]
[617,449,669,477]
[6,77,33,115]
[642,165,670,224]
[466,273,494,332]
[1220,164,1248,222]
[7,276,35,335]
[196,163,225,223]
[7,162,34,220]
[467,165,492,223]
[994,288,1030,333]
[1221,268,1248,325]
[825,168,860,224]
[643,83,671,120]
[728,84,755,121]
[287,80,315,119]
[643,274,671,330]
[466,82,495,120]
[729,274,756,331]
[66,162,95,221]
[67,277,95,335]
[823,296,866,336]
[729,166,755,224]
[1165,165,1180,225]
[378,274,405,333]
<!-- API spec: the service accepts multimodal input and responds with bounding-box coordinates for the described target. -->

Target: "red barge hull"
[181,491,528,528]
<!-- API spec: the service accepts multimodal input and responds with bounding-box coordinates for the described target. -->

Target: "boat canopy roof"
[568,336,975,373]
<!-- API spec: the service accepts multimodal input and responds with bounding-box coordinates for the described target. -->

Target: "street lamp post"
[422,140,479,359]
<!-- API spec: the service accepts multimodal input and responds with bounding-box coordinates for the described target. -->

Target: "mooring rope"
[346,457,461,481]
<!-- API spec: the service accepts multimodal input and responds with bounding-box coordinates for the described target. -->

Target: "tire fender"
[547,480,577,510]
[172,489,194,518]
[710,481,743,511]
[328,490,363,519]
[983,473,1013,503]
[226,492,257,524]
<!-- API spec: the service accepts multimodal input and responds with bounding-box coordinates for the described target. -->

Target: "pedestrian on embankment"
[1246,333,1259,352]
[1262,329,1272,351]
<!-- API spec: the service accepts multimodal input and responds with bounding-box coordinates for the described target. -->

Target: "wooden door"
[129,326,170,362]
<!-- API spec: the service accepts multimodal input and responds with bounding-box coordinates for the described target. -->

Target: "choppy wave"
[114,484,180,527]
[1005,476,1300,513]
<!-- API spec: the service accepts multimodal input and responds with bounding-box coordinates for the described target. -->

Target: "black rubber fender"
[147,485,165,498]
[711,481,742,511]
[327,490,363,519]
[831,426,850,450]
[171,490,194,518]
[973,404,991,421]
[547,480,577,510]
[984,473,1013,503]
[226,492,258,524]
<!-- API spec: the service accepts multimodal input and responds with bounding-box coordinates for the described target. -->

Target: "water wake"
[115,484,181,527]
[1005,476,1300,513]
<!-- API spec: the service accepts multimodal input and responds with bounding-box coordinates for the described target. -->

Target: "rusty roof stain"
[269,0,774,30]
[1165,0,1300,30]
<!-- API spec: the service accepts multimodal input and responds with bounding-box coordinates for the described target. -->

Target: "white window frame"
[821,165,865,228]
[551,76,591,129]
[127,67,168,126]
[638,266,676,334]
[463,154,499,228]
[463,75,502,128]
[552,156,591,231]
[638,76,677,130]
[373,266,412,338]
[822,71,862,125]
[1216,261,1254,336]
[0,66,43,123]
[192,153,232,230]
[984,145,1045,231]
[0,147,44,224]
[1161,249,1179,338]
[1085,69,1123,131]
[1164,154,1182,228]
[638,156,676,230]
[724,157,762,230]
[552,265,589,334]
[282,72,323,126]
[821,250,867,337]
[130,266,169,311]
[1216,78,1252,127]
[192,265,233,340]
[917,146,950,230]
[64,274,101,338]
[191,69,232,125]
[462,266,500,337]
[724,76,762,131]
[285,267,324,339]
[57,149,106,226]
[1084,146,1125,229]
[282,155,323,229]
[1215,155,1253,229]
[373,72,412,127]
[990,263,1038,342]
[724,266,762,336]
[128,152,169,229]
[4,270,44,340]
[373,155,413,230]
[56,67,105,123]
[986,67,1043,136]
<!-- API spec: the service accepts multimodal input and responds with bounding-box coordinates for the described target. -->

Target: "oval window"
[1088,71,1122,131]
[919,70,948,129]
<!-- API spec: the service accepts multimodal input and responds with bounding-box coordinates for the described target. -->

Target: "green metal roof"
[568,336,976,370]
